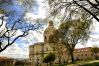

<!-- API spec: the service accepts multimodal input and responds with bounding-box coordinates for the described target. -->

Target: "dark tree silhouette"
[0,14,42,52]
[47,0,99,22]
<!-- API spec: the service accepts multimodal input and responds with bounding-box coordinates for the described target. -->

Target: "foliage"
[79,62,99,66]
[91,46,99,53]
[0,9,6,14]
[18,0,36,6]
[53,64,65,66]
[43,53,55,63]
[91,46,99,60]
[0,0,9,14]
[0,0,12,4]
[47,0,99,22]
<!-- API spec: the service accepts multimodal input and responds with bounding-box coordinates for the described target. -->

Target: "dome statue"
[44,20,59,43]
[48,20,53,26]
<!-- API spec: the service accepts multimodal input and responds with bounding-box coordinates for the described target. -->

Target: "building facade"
[29,21,98,65]
[29,20,59,66]
[73,47,94,60]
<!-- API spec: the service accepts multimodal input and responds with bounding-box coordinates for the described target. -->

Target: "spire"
[48,20,53,26]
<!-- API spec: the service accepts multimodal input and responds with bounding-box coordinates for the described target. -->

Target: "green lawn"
[79,62,99,66]
[68,60,99,66]
[53,60,99,66]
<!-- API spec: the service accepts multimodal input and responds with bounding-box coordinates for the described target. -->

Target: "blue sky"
[0,0,99,59]
[0,0,45,59]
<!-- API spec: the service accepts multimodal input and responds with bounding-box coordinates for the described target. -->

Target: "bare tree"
[73,0,99,22]
[0,15,4,27]
[0,14,42,52]
[0,0,42,52]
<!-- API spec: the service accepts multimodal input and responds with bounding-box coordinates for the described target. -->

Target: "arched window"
[44,36,47,42]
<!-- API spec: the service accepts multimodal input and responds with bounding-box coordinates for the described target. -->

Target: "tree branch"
[73,0,99,22]
[0,16,4,27]
[95,0,99,5]
[86,0,99,10]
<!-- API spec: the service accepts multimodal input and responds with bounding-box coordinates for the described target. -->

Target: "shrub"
[43,53,56,66]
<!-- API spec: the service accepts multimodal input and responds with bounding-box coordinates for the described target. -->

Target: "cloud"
[76,21,99,48]
[0,43,29,59]
[25,30,44,44]
[0,30,44,59]
[24,0,46,20]
[89,21,99,44]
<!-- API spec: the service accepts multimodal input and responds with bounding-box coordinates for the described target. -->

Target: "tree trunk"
[70,52,74,62]
[50,61,51,66]
[47,63,48,66]
[58,56,61,65]
[69,48,75,63]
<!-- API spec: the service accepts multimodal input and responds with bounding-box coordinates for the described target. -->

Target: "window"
[85,54,87,56]
[45,36,46,40]
[44,36,47,42]
[81,50,83,51]
[85,49,87,51]
[78,55,80,57]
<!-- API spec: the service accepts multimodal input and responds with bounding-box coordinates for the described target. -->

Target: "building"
[0,56,14,66]
[29,20,98,65]
[0,56,31,66]
[73,47,94,60]
[29,20,60,66]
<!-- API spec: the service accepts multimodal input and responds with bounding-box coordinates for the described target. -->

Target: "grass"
[53,60,99,66]
[53,64,65,66]
[79,62,99,66]
[68,60,99,66]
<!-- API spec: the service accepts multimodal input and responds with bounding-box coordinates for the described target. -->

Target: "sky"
[0,0,99,59]
[0,0,46,59]
[76,20,99,48]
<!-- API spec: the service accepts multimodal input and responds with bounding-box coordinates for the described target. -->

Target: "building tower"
[44,20,59,43]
